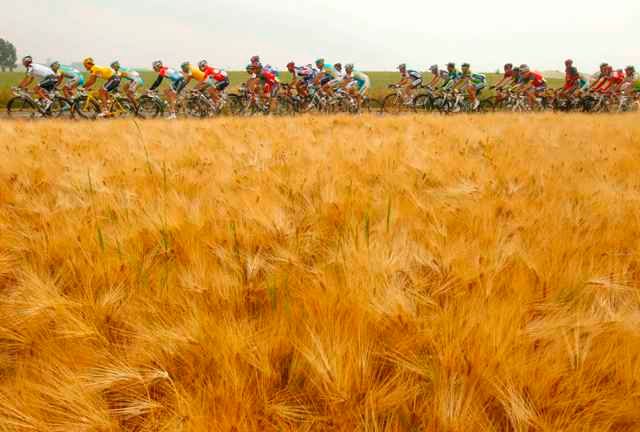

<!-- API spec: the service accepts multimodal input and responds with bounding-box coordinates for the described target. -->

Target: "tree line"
[0,39,17,72]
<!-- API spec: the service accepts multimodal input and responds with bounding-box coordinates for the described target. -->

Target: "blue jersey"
[57,65,85,85]
[118,66,144,85]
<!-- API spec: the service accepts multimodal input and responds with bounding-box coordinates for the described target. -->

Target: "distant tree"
[0,39,18,72]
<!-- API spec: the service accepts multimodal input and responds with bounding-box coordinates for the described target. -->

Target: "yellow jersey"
[188,66,206,82]
[90,65,115,79]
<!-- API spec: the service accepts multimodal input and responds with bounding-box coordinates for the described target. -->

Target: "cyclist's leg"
[37,75,57,102]
[167,78,184,115]
[101,76,121,113]
[127,79,140,104]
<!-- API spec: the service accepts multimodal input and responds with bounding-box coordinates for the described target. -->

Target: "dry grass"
[1,114,640,431]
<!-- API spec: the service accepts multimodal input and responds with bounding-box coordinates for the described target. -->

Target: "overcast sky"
[4,0,639,72]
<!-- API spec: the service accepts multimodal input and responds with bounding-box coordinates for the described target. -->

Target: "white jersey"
[332,67,346,80]
[26,63,55,79]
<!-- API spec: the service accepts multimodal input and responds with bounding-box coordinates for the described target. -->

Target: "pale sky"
[5,0,639,72]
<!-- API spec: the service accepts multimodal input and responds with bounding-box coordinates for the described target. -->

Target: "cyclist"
[247,63,279,110]
[82,57,121,117]
[17,56,58,110]
[519,65,547,108]
[111,61,144,107]
[426,64,450,90]
[621,66,637,96]
[492,63,515,91]
[286,61,316,97]
[149,60,185,120]
[250,55,279,78]
[560,62,586,97]
[50,61,84,99]
[315,58,339,96]
[324,62,347,95]
[491,63,517,103]
[452,63,486,110]
[343,64,370,105]
[180,61,207,89]
[594,66,621,94]
[442,63,463,91]
[198,60,230,105]
[589,63,610,92]
[396,64,422,102]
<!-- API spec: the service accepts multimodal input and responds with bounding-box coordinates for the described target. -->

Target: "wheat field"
[0,114,639,431]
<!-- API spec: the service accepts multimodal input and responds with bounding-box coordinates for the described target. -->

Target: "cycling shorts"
[319,75,333,86]
[170,77,186,93]
[533,83,547,94]
[39,75,58,92]
[124,79,141,92]
[103,75,121,93]
[205,77,229,91]
[212,79,229,91]
[263,81,279,97]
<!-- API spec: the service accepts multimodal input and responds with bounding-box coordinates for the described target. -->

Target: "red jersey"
[259,70,277,84]
[610,70,625,85]
[527,71,545,87]
[202,66,228,82]
[565,67,579,85]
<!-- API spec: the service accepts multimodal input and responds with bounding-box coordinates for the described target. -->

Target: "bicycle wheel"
[274,96,292,116]
[110,97,136,118]
[185,97,208,118]
[7,97,39,119]
[382,94,402,114]
[137,96,163,119]
[226,94,244,115]
[413,94,433,112]
[48,97,73,118]
[478,99,495,113]
[73,96,101,119]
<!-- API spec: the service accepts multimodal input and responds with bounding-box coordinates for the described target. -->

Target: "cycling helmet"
[50,61,60,71]
[345,63,354,71]
[519,64,530,73]
[429,64,438,72]
[83,57,95,69]
[397,63,406,70]
[504,63,513,70]
[250,55,260,64]
[245,64,254,73]
[447,62,455,69]
[22,55,33,66]
[152,60,163,70]
[564,59,573,66]
[110,60,120,70]
[315,58,325,66]
[461,63,470,68]
[181,62,191,71]
[513,67,520,74]
[198,60,208,71]
[286,61,295,69]
[334,62,342,69]
[599,62,608,70]
[625,65,635,73]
